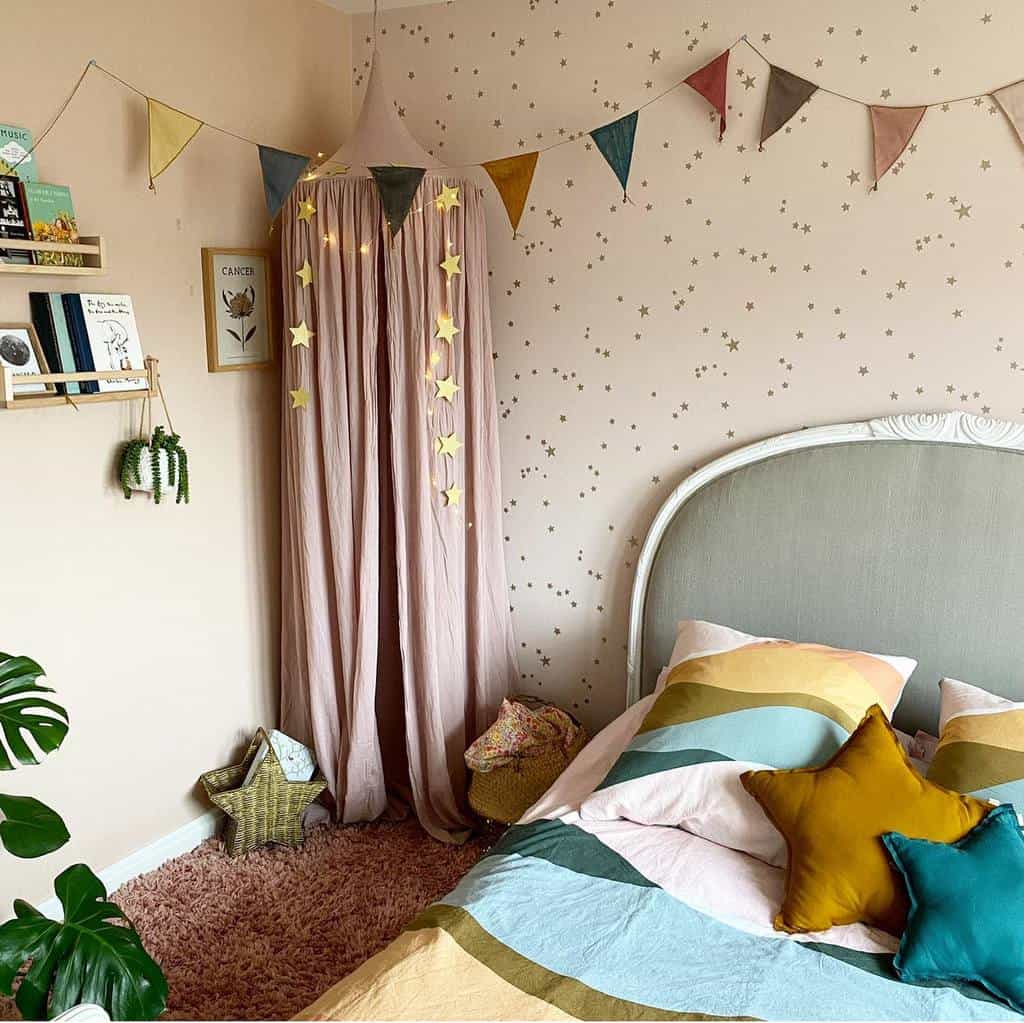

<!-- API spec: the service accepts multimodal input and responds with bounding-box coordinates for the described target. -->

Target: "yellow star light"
[290,320,315,348]
[435,312,460,344]
[297,198,317,222]
[435,432,463,458]
[290,387,311,409]
[435,184,461,213]
[444,484,463,507]
[296,260,313,288]
[440,245,462,282]
[429,351,442,367]
[435,375,460,402]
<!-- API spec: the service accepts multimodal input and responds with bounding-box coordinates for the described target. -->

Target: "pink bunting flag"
[869,105,926,187]
[993,80,1024,147]
[684,50,730,141]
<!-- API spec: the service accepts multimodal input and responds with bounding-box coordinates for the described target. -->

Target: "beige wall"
[354,0,1024,730]
[1,0,351,908]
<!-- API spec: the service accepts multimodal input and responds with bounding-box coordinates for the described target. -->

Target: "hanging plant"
[119,426,190,505]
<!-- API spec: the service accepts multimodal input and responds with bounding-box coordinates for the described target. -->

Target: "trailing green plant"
[118,426,191,506]
[0,654,167,1021]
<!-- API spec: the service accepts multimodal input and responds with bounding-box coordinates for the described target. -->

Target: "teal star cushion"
[882,803,1024,1013]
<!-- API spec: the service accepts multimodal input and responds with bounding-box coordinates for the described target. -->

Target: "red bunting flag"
[869,105,926,187]
[684,50,730,140]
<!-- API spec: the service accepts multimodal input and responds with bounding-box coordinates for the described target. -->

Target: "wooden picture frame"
[202,247,275,372]
[0,322,55,396]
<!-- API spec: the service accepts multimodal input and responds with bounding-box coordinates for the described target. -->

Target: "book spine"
[48,294,80,395]
[61,293,98,394]
[29,292,65,395]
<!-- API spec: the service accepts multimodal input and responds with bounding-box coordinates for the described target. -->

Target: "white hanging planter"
[118,426,190,505]
[129,445,178,499]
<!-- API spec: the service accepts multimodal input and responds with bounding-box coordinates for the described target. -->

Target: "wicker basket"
[468,699,588,824]
[201,729,327,857]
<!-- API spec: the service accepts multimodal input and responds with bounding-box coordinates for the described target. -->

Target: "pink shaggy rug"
[0,819,490,1021]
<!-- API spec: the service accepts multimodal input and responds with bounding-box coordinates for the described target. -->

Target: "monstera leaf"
[0,794,69,859]
[0,653,68,771]
[0,864,167,1021]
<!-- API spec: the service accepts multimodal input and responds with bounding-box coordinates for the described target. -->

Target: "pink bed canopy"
[279,50,518,842]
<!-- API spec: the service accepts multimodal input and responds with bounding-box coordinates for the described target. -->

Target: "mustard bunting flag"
[759,66,818,149]
[993,80,1024,147]
[482,152,539,235]
[147,97,203,189]
[869,105,926,187]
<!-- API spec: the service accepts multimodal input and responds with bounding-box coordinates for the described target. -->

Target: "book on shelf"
[23,182,84,267]
[0,124,38,182]
[0,175,31,264]
[62,293,147,394]
[29,292,80,395]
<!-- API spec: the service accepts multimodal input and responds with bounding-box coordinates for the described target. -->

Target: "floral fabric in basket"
[465,698,582,772]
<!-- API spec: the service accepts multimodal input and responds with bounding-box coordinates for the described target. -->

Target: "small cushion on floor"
[882,803,1024,1014]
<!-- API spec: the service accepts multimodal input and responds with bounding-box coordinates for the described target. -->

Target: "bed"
[299,411,1024,1021]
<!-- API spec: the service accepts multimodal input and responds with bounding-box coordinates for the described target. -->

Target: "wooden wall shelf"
[0,236,105,277]
[0,355,158,410]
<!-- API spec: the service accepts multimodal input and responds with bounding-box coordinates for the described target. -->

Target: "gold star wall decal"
[440,244,463,282]
[435,312,460,343]
[290,320,315,348]
[435,375,460,402]
[435,184,461,212]
[297,198,317,222]
[290,387,310,409]
[435,432,463,457]
[296,260,313,287]
[444,484,463,507]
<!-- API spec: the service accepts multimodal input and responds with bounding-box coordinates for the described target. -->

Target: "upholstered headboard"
[626,412,1024,736]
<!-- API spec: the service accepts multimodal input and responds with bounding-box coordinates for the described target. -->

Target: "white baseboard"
[36,810,221,920]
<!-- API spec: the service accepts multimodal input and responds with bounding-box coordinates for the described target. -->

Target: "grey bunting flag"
[759,65,818,149]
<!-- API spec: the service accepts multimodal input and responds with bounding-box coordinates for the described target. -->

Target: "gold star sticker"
[296,260,313,287]
[444,484,463,507]
[435,375,460,402]
[440,245,462,282]
[289,387,310,409]
[435,432,463,457]
[297,198,317,222]
[435,184,461,213]
[435,312,460,344]
[429,351,442,367]
[290,320,314,348]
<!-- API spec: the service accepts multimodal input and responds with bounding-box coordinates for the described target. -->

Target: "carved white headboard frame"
[625,411,1024,707]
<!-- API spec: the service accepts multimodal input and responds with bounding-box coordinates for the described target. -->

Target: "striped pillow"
[580,621,916,865]
[928,677,1024,807]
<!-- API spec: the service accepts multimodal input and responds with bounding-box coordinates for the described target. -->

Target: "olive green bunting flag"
[482,152,539,235]
[147,97,203,188]
[684,50,730,140]
[369,166,426,236]
[590,111,639,199]
[259,146,310,219]
[759,65,818,149]
[869,105,926,186]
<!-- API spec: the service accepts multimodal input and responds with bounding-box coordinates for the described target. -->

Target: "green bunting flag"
[759,66,818,149]
[258,146,311,220]
[369,166,426,236]
[590,111,639,199]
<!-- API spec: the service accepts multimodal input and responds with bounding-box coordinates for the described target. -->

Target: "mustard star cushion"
[741,704,990,935]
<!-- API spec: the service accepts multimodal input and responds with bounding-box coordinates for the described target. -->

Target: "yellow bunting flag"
[482,152,539,236]
[147,98,203,188]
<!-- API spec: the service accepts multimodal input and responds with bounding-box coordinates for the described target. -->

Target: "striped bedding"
[298,697,1022,1021]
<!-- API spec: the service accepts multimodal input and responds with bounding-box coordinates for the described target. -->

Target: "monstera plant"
[0,653,167,1021]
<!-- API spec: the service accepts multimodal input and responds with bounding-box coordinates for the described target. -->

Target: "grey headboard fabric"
[627,413,1024,736]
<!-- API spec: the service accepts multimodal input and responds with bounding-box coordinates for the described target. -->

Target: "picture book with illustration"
[23,182,83,267]
[0,124,37,182]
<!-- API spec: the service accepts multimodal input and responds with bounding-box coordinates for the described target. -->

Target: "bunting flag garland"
[258,145,310,219]
[147,98,203,188]
[759,65,818,149]
[590,111,639,199]
[369,165,426,236]
[684,50,730,141]
[993,80,1024,147]
[869,104,927,186]
[482,152,539,235]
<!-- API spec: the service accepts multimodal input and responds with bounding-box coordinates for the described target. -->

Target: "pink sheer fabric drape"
[280,174,518,842]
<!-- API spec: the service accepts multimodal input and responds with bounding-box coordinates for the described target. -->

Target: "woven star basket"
[201,728,327,857]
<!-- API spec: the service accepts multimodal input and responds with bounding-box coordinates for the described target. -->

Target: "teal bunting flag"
[258,146,311,219]
[590,111,639,199]
[369,166,427,236]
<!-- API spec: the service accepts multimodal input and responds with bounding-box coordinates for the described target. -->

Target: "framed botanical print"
[0,322,54,395]
[201,247,275,372]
